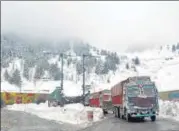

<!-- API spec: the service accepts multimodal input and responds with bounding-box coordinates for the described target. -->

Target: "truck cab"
[124,78,159,121]
[112,76,159,122]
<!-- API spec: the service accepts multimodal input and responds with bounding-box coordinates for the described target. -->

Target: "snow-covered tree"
[10,69,22,87]
[49,63,61,80]
[177,43,179,49]
[23,61,30,80]
[172,45,176,52]
[95,59,104,75]
[76,61,83,75]
[134,57,140,65]
[126,63,129,69]
[4,69,10,81]
[34,65,44,80]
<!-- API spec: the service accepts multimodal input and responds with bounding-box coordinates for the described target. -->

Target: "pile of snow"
[159,100,179,121]
[6,102,104,126]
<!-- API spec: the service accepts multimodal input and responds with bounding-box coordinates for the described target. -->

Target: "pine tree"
[126,63,129,69]
[134,57,140,65]
[107,78,110,83]
[160,46,163,51]
[10,69,22,87]
[95,60,104,75]
[34,65,44,80]
[102,62,109,74]
[4,69,10,81]
[177,43,179,49]
[76,61,83,75]
[23,62,29,80]
[172,45,176,52]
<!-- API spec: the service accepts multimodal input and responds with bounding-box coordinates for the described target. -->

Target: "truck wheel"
[103,109,107,115]
[114,108,117,117]
[48,101,51,107]
[105,110,108,114]
[140,117,145,122]
[122,115,125,119]
[126,114,131,122]
[151,116,156,122]
[118,108,120,118]
[125,109,131,122]
[116,107,120,118]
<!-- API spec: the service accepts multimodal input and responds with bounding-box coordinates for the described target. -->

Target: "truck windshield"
[127,86,140,97]
[143,85,155,96]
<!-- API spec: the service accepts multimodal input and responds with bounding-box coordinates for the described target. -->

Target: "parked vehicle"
[48,87,65,107]
[111,76,159,122]
[89,89,112,114]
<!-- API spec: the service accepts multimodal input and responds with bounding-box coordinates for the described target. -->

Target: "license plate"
[142,111,147,114]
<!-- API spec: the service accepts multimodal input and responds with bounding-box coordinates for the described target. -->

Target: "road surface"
[1,109,81,131]
[82,114,179,131]
[2,109,179,131]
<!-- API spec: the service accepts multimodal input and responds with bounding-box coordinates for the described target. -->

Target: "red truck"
[111,76,159,122]
[89,89,112,114]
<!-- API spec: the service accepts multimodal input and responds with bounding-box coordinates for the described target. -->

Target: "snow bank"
[159,100,179,121]
[6,103,104,126]
[1,82,20,92]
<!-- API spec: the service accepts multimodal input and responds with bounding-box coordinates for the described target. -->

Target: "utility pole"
[82,54,85,105]
[60,53,64,90]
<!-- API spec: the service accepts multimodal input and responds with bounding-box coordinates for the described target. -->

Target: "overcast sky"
[1,1,179,52]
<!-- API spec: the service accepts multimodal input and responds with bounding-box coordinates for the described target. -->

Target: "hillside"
[1,34,179,96]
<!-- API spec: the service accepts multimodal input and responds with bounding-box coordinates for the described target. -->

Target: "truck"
[89,89,112,114]
[111,76,159,122]
[48,87,65,107]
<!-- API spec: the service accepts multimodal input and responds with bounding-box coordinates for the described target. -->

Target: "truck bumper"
[130,113,156,117]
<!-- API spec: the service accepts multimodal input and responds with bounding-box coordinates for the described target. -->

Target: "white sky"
[1,1,179,52]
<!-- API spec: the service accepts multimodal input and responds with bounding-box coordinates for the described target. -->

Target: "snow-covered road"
[1,109,81,131]
[6,102,104,127]
[3,110,179,131]
[82,114,179,131]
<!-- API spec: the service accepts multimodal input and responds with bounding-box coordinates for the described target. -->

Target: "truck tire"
[114,107,120,118]
[116,107,120,118]
[125,108,131,122]
[126,114,131,122]
[140,117,145,122]
[151,116,156,122]
[103,109,107,115]
[114,107,117,117]
[118,108,120,118]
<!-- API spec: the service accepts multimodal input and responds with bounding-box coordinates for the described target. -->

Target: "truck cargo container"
[89,89,112,114]
[111,76,159,122]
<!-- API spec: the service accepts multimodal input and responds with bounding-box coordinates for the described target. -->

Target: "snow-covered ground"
[6,102,104,127]
[6,100,179,124]
[159,100,179,121]
[1,80,82,96]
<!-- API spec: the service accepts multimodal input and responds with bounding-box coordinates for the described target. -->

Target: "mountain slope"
[1,34,179,95]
